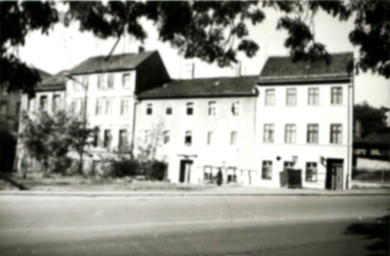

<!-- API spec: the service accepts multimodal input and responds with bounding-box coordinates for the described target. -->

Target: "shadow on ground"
[344,214,389,256]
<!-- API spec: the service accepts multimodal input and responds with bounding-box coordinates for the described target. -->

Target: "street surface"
[0,195,388,255]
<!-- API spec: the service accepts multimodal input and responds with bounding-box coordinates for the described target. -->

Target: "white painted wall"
[135,97,257,184]
[255,83,353,189]
[65,70,136,154]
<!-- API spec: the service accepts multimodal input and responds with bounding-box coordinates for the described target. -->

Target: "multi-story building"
[255,53,354,190]
[16,50,354,190]
[1,69,51,172]
[66,51,170,157]
[137,76,259,185]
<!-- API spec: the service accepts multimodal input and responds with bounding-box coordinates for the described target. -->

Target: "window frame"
[308,87,319,106]
[331,87,343,105]
[122,73,131,89]
[146,103,153,115]
[232,101,240,116]
[185,130,192,146]
[263,124,274,143]
[286,88,297,106]
[262,161,272,180]
[265,89,275,106]
[186,102,194,115]
[305,162,318,182]
[330,124,342,144]
[307,124,319,144]
[285,124,296,143]
[208,101,216,116]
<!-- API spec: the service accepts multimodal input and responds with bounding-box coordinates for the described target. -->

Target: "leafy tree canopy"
[354,102,390,137]
[1,1,389,94]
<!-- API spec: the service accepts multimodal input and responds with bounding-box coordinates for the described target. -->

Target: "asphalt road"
[0,195,388,256]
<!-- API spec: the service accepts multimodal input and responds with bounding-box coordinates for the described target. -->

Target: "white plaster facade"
[65,71,137,156]
[255,83,354,190]
[134,96,258,185]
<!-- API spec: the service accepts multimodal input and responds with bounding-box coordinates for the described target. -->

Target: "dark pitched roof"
[35,68,52,80]
[258,52,353,84]
[354,133,390,146]
[35,70,67,92]
[69,51,156,75]
[138,76,259,99]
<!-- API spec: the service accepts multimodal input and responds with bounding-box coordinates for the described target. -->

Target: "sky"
[18,5,389,108]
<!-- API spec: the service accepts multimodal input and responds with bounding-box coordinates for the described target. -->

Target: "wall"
[357,158,390,170]
[66,70,136,155]
[135,96,257,184]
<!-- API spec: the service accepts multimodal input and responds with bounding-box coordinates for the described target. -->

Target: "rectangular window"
[52,95,60,112]
[207,131,213,145]
[308,88,319,105]
[118,129,128,148]
[146,103,152,115]
[306,162,318,182]
[16,101,21,115]
[96,99,104,116]
[331,87,342,104]
[39,96,47,110]
[307,124,319,143]
[166,107,172,115]
[286,88,297,106]
[285,124,296,143]
[330,124,342,144]
[284,161,294,171]
[265,89,275,106]
[262,161,272,180]
[0,101,8,115]
[122,73,131,88]
[186,102,193,115]
[163,130,170,144]
[105,99,113,115]
[232,101,240,116]
[185,131,192,145]
[208,101,216,116]
[103,129,112,148]
[263,124,274,143]
[120,98,129,116]
[92,129,99,147]
[230,131,237,146]
[107,74,114,89]
[97,74,103,89]
[82,76,89,88]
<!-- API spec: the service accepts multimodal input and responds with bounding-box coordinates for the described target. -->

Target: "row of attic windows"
[264,86,343,106]
[146,101,240,116]
[72,73,132,91]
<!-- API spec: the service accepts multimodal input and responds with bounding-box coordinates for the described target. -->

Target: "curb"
[0,190,389,197]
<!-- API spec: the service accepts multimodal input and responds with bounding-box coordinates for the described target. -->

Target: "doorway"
[326,159,344,190]
[179,160,193,183]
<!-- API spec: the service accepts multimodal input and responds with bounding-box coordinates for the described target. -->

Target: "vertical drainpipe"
[346,71,355,190]
[130,97,139,160]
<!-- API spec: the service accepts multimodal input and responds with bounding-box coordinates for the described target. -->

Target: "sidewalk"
[1,186,389,197]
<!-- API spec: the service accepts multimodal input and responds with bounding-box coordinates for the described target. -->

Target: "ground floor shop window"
[262,161,272,180]
[306,162,318,182]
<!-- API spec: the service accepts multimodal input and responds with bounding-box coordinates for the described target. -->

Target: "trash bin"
[287,168,302,189]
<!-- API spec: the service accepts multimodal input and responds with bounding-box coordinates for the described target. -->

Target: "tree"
[20,110,91,173]
[354,102,390,137]
[1,1,389,93]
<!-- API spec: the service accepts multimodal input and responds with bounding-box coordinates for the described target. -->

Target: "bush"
[49,157,72,174]
[144,160,167,181]
[111,158,139,177]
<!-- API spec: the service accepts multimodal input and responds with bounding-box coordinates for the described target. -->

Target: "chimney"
[183,63,195,79]
[138,46,145,53]
[236,61,242,77]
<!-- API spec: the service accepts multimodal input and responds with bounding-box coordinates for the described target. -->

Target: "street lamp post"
[65,73,88,175]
